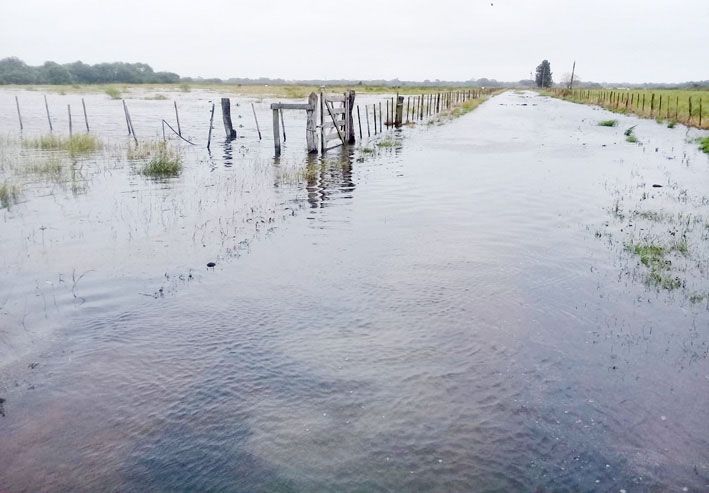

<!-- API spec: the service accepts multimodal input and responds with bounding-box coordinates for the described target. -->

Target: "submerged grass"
[22,134,101,155]
[627,241,687,291]
[598,119,618,127]
[0,181,21,209]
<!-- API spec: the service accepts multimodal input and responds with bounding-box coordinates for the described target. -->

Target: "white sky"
[1,0,707,83]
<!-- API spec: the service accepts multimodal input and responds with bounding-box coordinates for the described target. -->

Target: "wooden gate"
[320,90,355,152]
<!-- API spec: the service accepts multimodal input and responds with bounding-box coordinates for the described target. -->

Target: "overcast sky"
[1,0,707,83]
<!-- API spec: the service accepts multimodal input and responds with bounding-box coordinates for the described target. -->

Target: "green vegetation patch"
[22,134,101,155]
[598,119,618,127]
[104,86,122,99]
[139,145,182,178]
[376,138,398,148]
[699,136,709,154]
[0,181,21,209]
[627,242,687,290]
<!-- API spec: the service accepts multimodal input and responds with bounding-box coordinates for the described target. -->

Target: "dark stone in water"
[207,262,216,268]
[28,362,39,370]
[652,184,663,188]
[0,397,5,417]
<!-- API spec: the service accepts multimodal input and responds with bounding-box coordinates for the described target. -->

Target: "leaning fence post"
[365,104,371,137]
[81,98,89,132]
[174,101,182,136]
[251,103,262,140]
[15,96,23,131]
[122,100,132,135]
[44,95,53,132]
[356,105,362,140]
[68,105,73,136]
[207,103,215,149]
[306,92,318,153]
[272,108,281,156]
[221,97,236,140]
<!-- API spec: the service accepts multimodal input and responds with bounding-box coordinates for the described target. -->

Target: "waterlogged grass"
[549,88,708,129]
[598,119,618,127]
[627,241,687,290]
[104,86,122,99]
[0,181,21,209]
[26,156,64,179]
[22,134,101,155]
[144,94,168,100]
[699,136,709,154]
[624,126,638,143]
[376,138,398,148]
[139,144,182,178]
[451,98,486,118]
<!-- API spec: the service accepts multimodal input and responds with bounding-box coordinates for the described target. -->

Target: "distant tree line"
[1,56,706,89]
[0,57,180,84]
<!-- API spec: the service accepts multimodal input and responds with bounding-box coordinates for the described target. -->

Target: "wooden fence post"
[221,98,236,139]
[122,100,132,135]
[251,103,262,140]
[15,96,23,131]
[272,108,281,156]
[280,109,287,142]
[306,92,318,153]
[68,105,72,136]
[395,96,404,127]
[44,95,52,132]
[207,103,215,149]
[356,105,362,140]
[365,104,371,137]
[346,90,356,144]
[82,98,89,132]
[174,101,182,136]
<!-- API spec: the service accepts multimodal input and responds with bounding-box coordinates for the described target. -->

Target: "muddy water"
[1,90,708,492]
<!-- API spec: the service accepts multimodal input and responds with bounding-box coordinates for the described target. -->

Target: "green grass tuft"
[598,119,618,127]
[376,138,398,148]
[104,86,121,99]
[22,134,101,156]
[0,181,21,209]
[140,145,182,177]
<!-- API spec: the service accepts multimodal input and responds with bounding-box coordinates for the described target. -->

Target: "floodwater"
[1,89,708,492]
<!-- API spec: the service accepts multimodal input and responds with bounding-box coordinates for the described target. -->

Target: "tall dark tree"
[535,60,553,88]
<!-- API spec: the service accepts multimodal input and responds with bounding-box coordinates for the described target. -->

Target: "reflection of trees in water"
[306,148,356,209]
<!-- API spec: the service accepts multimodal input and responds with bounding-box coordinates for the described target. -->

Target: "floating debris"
[207,262,216,268]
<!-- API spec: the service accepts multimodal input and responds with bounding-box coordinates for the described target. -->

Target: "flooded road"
[1,90,708,491]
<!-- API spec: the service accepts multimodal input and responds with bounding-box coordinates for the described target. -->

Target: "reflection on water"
[1,91,708,492]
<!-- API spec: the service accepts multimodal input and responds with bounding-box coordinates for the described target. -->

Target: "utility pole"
[569,61,576,90]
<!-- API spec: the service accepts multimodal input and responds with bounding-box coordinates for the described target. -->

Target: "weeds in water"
[144,94,168,100]
[179,83,191,93]
[624,126,638,143]
[627,241,688,290]
[22,134,101,156]
[667,121,677,128]
[139,144,182,177]
[376,138,398,148]
[698,136,709,154]
[0,182,21,209]
[104,86,121,99]
[26,156,64,179]
[598,119,618,127]
[361,147,375,154]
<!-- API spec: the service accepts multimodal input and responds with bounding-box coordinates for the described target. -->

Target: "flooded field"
[1,89,708,491]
